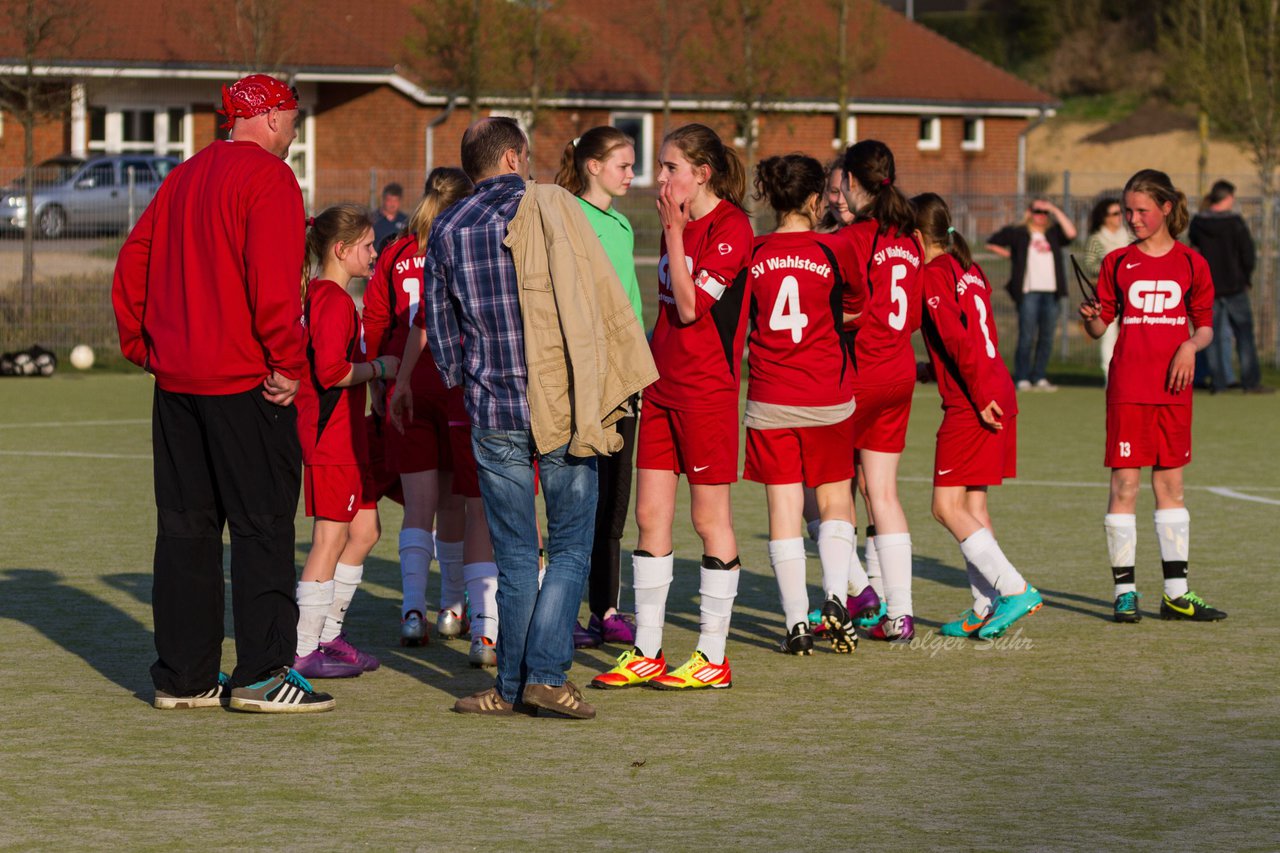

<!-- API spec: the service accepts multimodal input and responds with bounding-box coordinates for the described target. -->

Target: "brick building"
[0,0,1054,210]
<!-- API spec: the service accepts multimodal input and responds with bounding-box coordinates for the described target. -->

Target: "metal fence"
[2,165,1276,375]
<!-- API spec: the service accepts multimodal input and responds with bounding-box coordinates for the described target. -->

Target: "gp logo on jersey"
[657,254,694,288]
[1129,280,1183,313]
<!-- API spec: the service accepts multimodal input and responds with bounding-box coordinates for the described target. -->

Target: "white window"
[831,115,857,150]
[609,111,654,187]
[732,116,759,151]
[289,109,316,209]
[962,117,984,152]
[88,106,192,159]
[917,116,941,151]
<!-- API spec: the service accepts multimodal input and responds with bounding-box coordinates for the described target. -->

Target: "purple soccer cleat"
[320,632,381,672]
[866,614,915,642]
[599,613,637,645]
[293,648,363,679]
[573,619,602,649]
[847,586,883,622]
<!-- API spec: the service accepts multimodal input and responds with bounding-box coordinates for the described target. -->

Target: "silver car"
[0,154,178,238]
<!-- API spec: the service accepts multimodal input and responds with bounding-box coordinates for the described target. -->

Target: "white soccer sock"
[399,527,433,618]
[847,527,871,595]
[436,538,466,614]
[959,527,1026,597]
[463,561,499,640]
[1155,508,1191,599]
[817,521,854,602]
[806,518,821,542]
[1105,513,1138,596]
[632,552,674,658]
[768,537,809,629]
[965,559,997,617]
[875,532,914,620]
[319,562,362,644]
[863,529,884,598]
[295,580,334,657]
[697,562,740,665]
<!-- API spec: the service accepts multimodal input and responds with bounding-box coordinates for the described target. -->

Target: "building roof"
[0,0,1054,111]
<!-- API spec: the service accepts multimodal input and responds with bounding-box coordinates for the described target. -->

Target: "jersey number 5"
[769,275,810,343]
[888,264,908,331]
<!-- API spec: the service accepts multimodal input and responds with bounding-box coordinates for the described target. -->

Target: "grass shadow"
[1,568,153,701]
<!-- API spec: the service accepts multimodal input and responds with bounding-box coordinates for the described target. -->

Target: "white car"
[1,154,178,238]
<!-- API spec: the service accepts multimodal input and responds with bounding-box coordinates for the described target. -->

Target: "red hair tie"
[305,216,315,227]
[881,178,891,186]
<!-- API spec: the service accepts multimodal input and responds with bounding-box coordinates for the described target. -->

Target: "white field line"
[0,447,1275,504]
[0,449,150,460]
[1205,487,1280,506]
[0,419,148,429]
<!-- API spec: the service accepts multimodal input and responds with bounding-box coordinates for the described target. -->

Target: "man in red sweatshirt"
[113,74,333,713]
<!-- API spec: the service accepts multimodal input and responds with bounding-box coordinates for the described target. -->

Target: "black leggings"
[587,402,637,618]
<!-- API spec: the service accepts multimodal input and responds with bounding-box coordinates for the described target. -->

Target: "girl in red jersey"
[380,168,504,667]
[913,193,1043,640]
[591,123,753,691]
[834,139,922,641]
[293,204,400,679]
[743,154,863,656]
[1080,169,1227,624]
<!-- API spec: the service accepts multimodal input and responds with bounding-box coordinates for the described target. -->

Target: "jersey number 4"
[769,275,810,343]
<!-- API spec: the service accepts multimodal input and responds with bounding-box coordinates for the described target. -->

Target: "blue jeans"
[1206,292,1260,390]
[1014,292,1060,384]
[471,428,598,703]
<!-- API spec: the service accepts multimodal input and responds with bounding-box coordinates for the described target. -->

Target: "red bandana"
[219,74,298,130]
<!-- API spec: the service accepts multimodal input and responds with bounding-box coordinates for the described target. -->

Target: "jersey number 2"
[769,275,810,343]
[888,264,908,331]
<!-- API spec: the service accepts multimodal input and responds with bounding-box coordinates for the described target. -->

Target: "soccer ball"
[33,350,57,376]
[13,351,34,375]
[69,344,94,370]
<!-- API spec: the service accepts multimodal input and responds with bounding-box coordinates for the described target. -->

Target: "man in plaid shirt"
[424,117,598,720]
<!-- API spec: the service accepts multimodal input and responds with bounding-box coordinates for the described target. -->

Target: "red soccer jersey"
[646,199,754,412]
[921,254,1017,417]
[746,230,854,407]
[112,140,306,394]
[363,234,449,398]
[833,219,923,386]
[296,279,369,466]
[1097,241,1214,406]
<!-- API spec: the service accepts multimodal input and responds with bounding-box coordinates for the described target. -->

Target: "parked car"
[0,154,178,238]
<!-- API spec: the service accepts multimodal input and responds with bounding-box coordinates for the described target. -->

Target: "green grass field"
[1,372,1277,850]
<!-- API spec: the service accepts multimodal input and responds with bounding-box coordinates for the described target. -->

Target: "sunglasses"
[1070,254,1100,307]
[1031,208,1051,215]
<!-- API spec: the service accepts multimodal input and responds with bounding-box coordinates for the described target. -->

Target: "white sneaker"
[1016,380,1032,392]
[1034,379,1058,392]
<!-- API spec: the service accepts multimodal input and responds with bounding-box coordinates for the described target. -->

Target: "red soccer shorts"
[933,406,1017,487]
[851,379,914,454]
[447,422,480,498]
[384,387,454,476]
[744,417,856,487]
[636,399,739,485]
[305,464,378,521]
[1105,402,1192,469]
[364,414,404,505]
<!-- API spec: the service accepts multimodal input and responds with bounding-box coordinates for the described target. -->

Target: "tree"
[206,0,302,74]
[0,0,84,313]
[700,0,806,182]
[504,0,582,146]
[404,0,500,121]
[1163,0,1280,364]
[656,0,689,136]
[827,0,885,152]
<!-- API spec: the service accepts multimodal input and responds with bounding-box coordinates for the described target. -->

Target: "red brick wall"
[0,110,71,174]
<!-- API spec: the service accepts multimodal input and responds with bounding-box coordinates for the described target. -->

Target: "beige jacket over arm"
[504,181,659,457]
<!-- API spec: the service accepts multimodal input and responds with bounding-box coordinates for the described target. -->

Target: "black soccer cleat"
[1160,591,1228,622]
[779,621,814,656]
